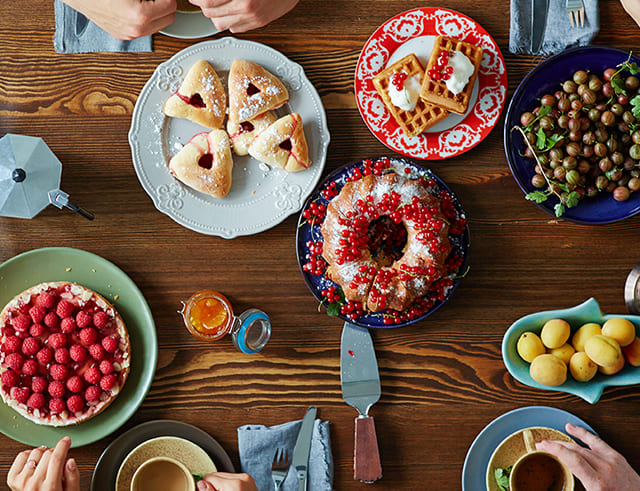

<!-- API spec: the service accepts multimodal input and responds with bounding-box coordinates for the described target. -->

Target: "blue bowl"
[502,298,640,403]
[504,46,640,224]
[295,157,470,328]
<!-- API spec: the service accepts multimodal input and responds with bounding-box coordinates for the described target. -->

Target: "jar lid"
[231,309,271,354]
[625,263,640,314]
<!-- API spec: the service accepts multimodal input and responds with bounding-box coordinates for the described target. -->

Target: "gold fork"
[566,0,585,27]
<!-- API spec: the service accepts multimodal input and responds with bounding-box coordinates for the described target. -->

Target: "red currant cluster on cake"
[390,71,408,91]
[427,49,454,81]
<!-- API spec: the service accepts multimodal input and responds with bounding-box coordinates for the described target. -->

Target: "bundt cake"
[320,171,452,312]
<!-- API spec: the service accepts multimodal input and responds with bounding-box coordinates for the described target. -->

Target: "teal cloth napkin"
[53,1,151,53]
[238,418,333,491]
[510,0,599,55]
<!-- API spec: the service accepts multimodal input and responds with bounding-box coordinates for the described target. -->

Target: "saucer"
[115,436,217,491]
[486,426,572,491]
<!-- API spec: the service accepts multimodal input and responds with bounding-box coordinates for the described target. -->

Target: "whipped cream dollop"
[444,51,474,95]
[388,73,422,111]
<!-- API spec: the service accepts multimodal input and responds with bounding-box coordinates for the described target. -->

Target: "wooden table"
[2,1,640,489]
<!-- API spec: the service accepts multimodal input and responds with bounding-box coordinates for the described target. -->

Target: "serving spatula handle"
[354,415,382,483]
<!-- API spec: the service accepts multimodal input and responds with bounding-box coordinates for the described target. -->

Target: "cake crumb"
[114,295,119,300]
[92,268,96,273]
[65,267,71,272]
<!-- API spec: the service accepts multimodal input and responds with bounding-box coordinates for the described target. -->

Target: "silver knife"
[340,322,382,483]
[530,0,549,53]
[291,406,316,491]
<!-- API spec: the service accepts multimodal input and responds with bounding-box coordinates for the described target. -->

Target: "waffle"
[420,36,483,115]
[373,54,448,137]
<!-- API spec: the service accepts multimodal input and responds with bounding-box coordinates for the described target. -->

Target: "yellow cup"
[130,456,195,491]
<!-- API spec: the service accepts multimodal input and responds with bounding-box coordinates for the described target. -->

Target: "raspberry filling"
[176,92,206,108]
[198,154,214,169]
[246,83,260,96]
[240,121,255,133]
[279,139,292,152]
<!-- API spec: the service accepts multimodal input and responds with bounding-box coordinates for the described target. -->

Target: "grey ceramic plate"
[159,11,219,39]
[129,37,330,237]
[91,420,234,491]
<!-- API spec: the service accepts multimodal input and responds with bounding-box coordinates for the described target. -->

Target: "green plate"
[0,247,157,447]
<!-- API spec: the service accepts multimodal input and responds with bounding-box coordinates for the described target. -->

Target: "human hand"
[7,436,80,491]
[536,423,640,491]
[196,472,258,491]
[187,0,300,32]
[621,0,640,28]
[60,0,177,40]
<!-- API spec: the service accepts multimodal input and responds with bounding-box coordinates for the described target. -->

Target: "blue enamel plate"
[295,157,470,328]
[504,46,640,224]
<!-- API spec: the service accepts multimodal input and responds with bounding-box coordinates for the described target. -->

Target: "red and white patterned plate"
[355,8,507,160]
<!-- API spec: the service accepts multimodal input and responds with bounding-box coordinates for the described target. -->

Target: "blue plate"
[502,298,640,404]
[295,157,470,328]
[462,406,596,491]
[504,46,640,224]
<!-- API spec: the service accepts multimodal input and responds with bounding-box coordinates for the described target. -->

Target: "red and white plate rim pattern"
[355,7,507,160]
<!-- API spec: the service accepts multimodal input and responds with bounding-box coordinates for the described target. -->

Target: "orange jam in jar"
[180,291,233,341]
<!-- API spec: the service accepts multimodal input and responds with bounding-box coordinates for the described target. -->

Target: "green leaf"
[193,473,205,483]
[629,62,640,74]
[554,203,566,217]
[545,133,563,150]
[539,104,551,118]
[525,190,548,204]
[494,467,511,491]
[612,77,627,96]
[536,128,547,150]
[631,94,640,120]
[327,302,341,316]
[556,182,569,193]
[565,191,580,208]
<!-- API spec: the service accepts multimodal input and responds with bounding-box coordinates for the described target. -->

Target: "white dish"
[159,10,219,39]
[129,37,330,237]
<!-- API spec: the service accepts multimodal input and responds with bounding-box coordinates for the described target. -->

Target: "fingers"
[202,472,258,490]
[63,458,81,491]
[8,450,30,479]
[197,479,215,491]
[45,436,71,484]
[564,423,614,454]
[536,439,600,485]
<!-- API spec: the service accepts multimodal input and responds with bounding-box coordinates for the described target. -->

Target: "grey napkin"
[53,0,151,53]
[509,0,599,55]
[238,418,333,491]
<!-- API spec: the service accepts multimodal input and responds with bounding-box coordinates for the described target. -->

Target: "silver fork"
[271,447,290,490]
[566,0,585,27]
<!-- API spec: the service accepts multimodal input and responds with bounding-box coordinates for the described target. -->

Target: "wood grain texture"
[2,1,640,490]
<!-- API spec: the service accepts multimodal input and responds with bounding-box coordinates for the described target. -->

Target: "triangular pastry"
[163,60,227,129]
[228,60,289,123]
[248,113,311,173]
[226,111,278,156]
[169,130,233,198]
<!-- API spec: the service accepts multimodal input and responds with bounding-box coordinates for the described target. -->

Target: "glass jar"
[179,291,271,354]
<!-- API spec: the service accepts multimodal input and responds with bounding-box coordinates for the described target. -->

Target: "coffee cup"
[176,0,201,13]
[130,456,195,491]
[509,429,574,491]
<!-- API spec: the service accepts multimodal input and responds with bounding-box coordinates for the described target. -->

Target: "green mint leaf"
[494,467,511,491]
[193,473,205,482]
[631,94,640,120]
[539,104,551,117]
[544,133,563,151]
[327,302,341,316]
[566,191,580,208]
[536,128,547,150]
[554,203,566,217]
[525,190,548,203]
[556,182,569,193]
[612,77,627,96]
[628,62,640,75]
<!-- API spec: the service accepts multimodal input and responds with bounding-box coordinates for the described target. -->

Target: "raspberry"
[93,311,109,329]
[28,306,46,324]
[21,337,40,356]
[60,317,77,333]
[5,352,23,371]
[22,359,38,376]
[66,375,83,393]
[75,311,92,329]
[66,394,84,413]
[99,360,114,375]
[99,374,116,391]
[79,328,97,346]
[50,364,68,381]
[48,380,66,398]
[1,369,19,388]
[85,385,102,402]
[13,387,30,404]
[69,344,87,363]
[36,292,56,309]
[43,312,59,329]
[29,323,46,337]
[89,344,105,361]
[27,392,45,409]
[2,335,22,353]
[84,367,101,385]
[54,348,70,364]
[101,336,118,353]
[56,300,75,318]
[11,314,31,332]
[36,347,53,365]
[49,398,66,413]
[47,332,67,349]
[31,376,47,393]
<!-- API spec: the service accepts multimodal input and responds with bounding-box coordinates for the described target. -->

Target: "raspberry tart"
[0,282,130,426]
[248,113,311,172]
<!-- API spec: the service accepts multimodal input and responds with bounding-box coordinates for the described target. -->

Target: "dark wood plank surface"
[2,1,640,489]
